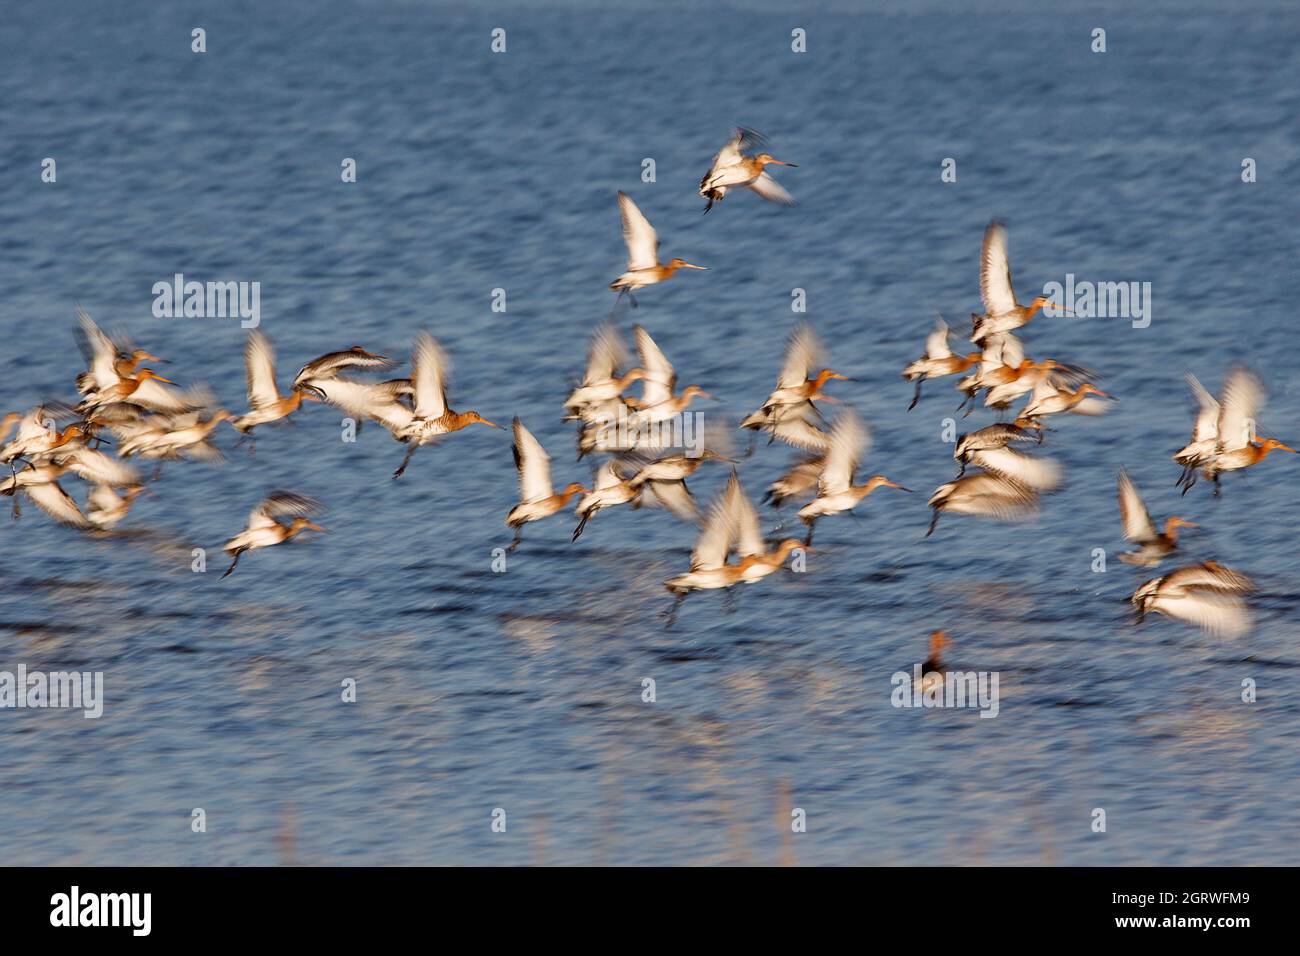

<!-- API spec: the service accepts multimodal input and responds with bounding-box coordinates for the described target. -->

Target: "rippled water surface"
[1,1,1298,865]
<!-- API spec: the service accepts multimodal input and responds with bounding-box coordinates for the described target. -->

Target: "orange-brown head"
[288,517,327,536]
[1028,295,1069,317]
[681,385,716,402]
[861,475,913,496]
[928,629,949,657]
[1258,437,1298,457]
[755,153,796,168]
[1078,383,1110,399]
[1163,516,1196,539]
[559,482,589,501]
[666,258,707,272]
[462,411,502,429]
[134,368,175,385]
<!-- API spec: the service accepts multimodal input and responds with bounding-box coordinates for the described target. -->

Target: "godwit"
[764,454,823,509]
[86,483,146,530]
[313,333,500,478]
[77,368,178,413]
[748,323,852,419]
[698,127,797,213]
[663,471,804,625]
[926,471,1038,537]
[1019,381,1111,421]
[0,463,90,527]
[622,449,732,522]
[795,410,910,545]
[119,410,232,463]
[609,192,706,303]
[1131,561,1253,637]
[506,418,588,551]
[953,421,1043,477]
[1116,468,1195,566]
[232,331,319,441]
[1,410,86,469]
[293,345,394,395]
[956,331,1025,413]
[389,332,501,478]
[221,491,326,578]
[740,404,831,453]
[571,459,639,540]
[51,442,141,487]
[563,324,643,413]
[913,630,949,694]
[1190,366,1294,495]
[903,315,981,410]
[621,325,716,428]
[971,220,1062,344]
[1172,372,1220,488]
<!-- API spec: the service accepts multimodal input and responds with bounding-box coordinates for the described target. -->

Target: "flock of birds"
[3,129,1294,646]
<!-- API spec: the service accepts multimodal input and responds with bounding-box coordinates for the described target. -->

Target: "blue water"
[1,0,1297,865]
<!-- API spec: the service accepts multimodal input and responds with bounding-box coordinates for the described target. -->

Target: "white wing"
[692,477,736,570]
[979,220,1017,316]
[749,171,794,205]
[312,377,414,432]
[818,410,867,496]
[512,418,553,503]
[634,325,676,408]
[725,473,765,558]
[618,192,659,271]
[245,331,280,408]
[77,308,121,392]
[924,316,952,360]
[1216,366,1262,453]
[972,446,1061,491]
[583,324,627,385]
[411,332,450,421]
[26,481,91,528]
[1186,373,1219,443]
[777,324,821,389]
[1117,469,1157,542]
[56,447,140,487]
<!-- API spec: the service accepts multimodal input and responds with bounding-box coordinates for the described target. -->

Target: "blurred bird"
[232,331,319,441]
[796,410,911,544]
[971,220,1062,344]
[903,314,980,410]
[1116,468,1195,566]
[927,471,1039,537]
[609,192,706,302]
[506,418,588,551]
[662,472,804,626]
[293,345,394,395]
[1131,561,1253,637]
[221,491,326,578]
[698,127,796,213]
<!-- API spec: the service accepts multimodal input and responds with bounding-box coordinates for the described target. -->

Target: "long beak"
[305,522,328,533]
[681,263,708,271]
[152,374,176,385]
[771,160,796,167]
[1043,301,1074,316]
[482,419,504,429]
[1091,389,1112,399]
[1278,443,1298,453]
[885,480,914,493]
[701,391,722,402]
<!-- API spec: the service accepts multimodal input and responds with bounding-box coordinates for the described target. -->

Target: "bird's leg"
[722,588,738,614]
[925,510,941,537]
[908,379,923,411]
[660,592,686,628]
[220,550,244,579]
[955,459,967,478]
[392,444,417,480]
[10,491,20,521]
[152,463,163,482]
[572,513,590,541]
[1213,473,1221,498]
[803,520,816,548]
[507,526,523,552]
